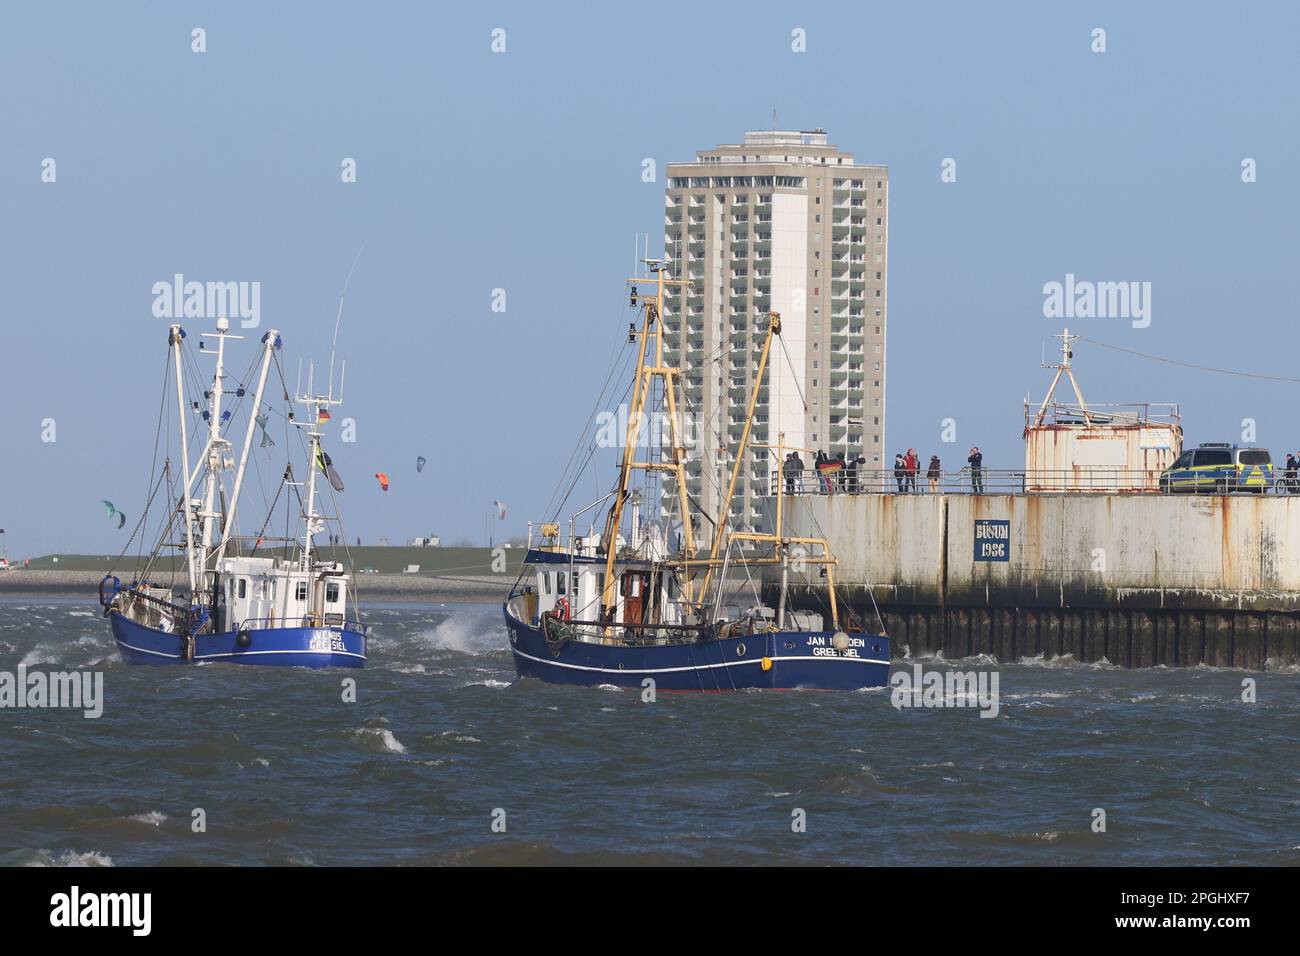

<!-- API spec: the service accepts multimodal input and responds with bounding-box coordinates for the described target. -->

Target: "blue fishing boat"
[100,317,366,667]
[503,260,890,691]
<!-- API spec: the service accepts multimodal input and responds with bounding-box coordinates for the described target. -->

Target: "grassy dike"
[1,547,525,603]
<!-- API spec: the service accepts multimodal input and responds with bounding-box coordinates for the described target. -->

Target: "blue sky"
[1,1,1297,556]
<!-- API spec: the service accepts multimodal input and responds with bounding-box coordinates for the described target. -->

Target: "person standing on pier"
[968,447,984,493]
[905,448,919,493]
[783,452,798,496]
[1284,452,1298,494]
[893,452,906,493]
[928,454,941,493]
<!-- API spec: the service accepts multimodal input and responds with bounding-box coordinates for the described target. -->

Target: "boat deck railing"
[236,615,368,633]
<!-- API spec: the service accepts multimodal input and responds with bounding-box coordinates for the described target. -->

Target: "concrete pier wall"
[766,493,1300,669]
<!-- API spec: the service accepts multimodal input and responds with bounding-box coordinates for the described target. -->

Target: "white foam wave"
[355,726,406,754]
[413,611,502,654]
[26,849,115,867]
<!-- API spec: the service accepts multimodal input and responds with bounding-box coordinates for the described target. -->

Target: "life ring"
[554,597,571,622]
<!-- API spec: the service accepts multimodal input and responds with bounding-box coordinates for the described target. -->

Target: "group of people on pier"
[776,446,988,495]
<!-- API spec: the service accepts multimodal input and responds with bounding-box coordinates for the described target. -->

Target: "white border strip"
[511,646,889,675]
[116,639,366,662]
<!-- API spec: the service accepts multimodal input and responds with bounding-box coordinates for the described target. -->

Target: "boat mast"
[299,367,321,572]
[296,360,343,572]
[198,318,237,585]
[598,261,695,620]
[695,312,781,604]
[221,330,279,557]
[169,325,198,597]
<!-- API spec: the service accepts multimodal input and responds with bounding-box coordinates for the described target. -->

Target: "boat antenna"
[328,244,365,398]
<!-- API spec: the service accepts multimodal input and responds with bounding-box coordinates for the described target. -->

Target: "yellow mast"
[695,312,780,602]
[689,317,843,630]
[599,263,696,622]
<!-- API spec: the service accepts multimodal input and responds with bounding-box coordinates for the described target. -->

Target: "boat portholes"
[736,643,746,656]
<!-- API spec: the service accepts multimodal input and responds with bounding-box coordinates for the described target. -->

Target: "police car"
[1158,443,1273,494]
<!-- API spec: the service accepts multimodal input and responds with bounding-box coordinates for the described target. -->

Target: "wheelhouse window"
[238,578,247,599]
[296,582,308,601]
[325,582,340,603]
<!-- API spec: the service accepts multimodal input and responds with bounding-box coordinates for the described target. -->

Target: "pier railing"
[767,467,1287,496]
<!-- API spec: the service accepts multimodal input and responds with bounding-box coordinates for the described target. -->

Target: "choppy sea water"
[0,597,1296,866]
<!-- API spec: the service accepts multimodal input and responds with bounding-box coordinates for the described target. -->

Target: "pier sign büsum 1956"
[974,520,1011,562]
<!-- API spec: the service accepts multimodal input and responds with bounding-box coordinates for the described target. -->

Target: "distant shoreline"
[0,570,511,605]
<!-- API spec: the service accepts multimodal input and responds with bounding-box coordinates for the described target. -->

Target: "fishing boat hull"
[504,602,890,691]
[110,611,366,667]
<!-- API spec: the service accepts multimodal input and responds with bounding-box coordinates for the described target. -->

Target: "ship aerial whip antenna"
[328,244,365,397]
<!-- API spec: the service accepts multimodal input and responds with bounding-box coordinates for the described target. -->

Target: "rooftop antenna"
[1033,327,1091,427]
